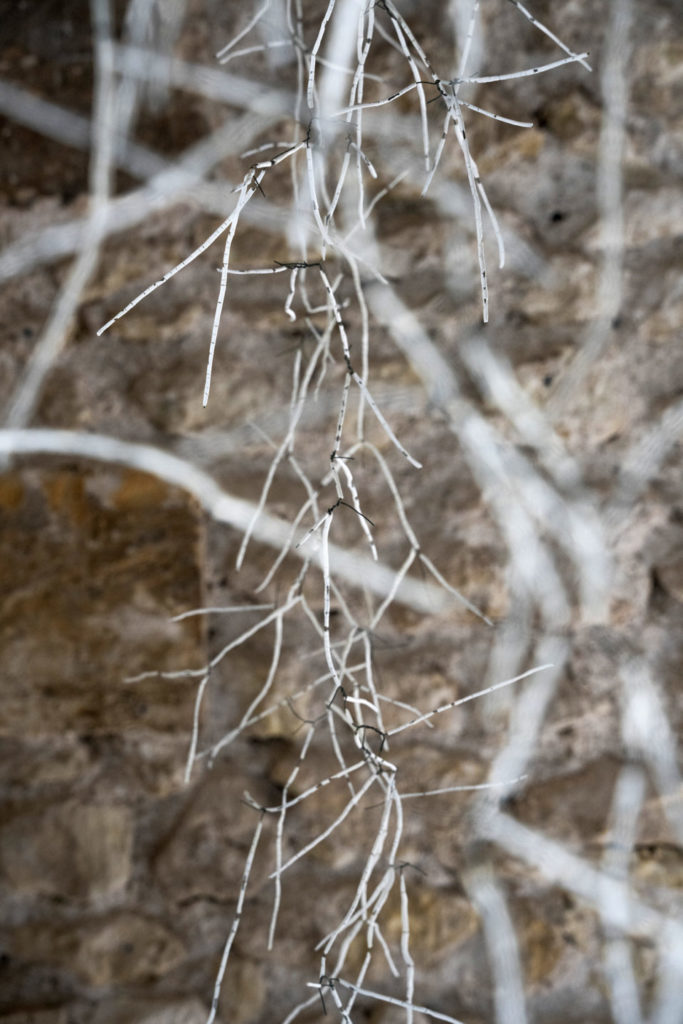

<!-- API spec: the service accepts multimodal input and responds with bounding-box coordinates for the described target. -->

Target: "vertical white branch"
[5,0,116,430]
[465,865,527,1024]
[205,810,266,1024]
[549,0,632,414]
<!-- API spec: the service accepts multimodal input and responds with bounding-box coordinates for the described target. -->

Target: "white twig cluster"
[2,0,681,1023]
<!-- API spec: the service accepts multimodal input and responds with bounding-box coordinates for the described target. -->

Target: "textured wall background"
[0,1,681,1022]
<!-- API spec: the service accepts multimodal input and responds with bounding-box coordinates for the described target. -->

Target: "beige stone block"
[0,1014,68,1024]
[91,997,209,1024]
[11,912,185,987]
[0,803,133,899]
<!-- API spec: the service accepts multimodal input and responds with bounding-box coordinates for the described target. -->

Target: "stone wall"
[0,1,681,1023]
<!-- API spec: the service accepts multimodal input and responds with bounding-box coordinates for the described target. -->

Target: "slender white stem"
[269,771,377,878]
[216,0,272,60]
[325,979,468,1024]
[464,52,590,84]
[205,811,266,1024]
[506,0,591,71]
[185,673,210,783]
[269,725,316,949]
[388,664,553,737]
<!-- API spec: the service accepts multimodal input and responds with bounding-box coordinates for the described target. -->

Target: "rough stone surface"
[0,1,681,1023]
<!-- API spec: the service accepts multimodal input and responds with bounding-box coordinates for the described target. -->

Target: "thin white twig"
[205,810,266,1024]
[401,776,527,799]
[506,0,591,72]
[171,603,274,621]
[185,673,210,784]
[388,664,553,737]
[465,865,528,1024]
[216,0,272,60]
[269,771,377,878]
[462,51,590,84]
[319,978,468,1024]
[5,0,116,429]
[269,725,316,949]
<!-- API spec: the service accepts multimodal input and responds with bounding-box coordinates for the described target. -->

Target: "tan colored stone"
[654,550,683,604]
[521,916,564,986]
[10,912,185,987]
[0,466,203,735]
[505,756,622,845]
[91,997,209,1024]
[0,475,24,510]
[3,735,92,790]
[153,769,264,900]
[383,885,479,966]
[0,1014,67,1024]
[632,843,683,891]
[0,803,133,899]
[214,958,266,1024]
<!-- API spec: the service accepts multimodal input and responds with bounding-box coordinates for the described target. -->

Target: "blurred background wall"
[0,1,681,1022]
